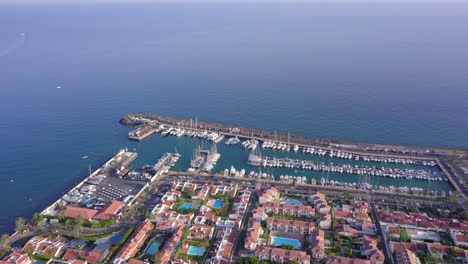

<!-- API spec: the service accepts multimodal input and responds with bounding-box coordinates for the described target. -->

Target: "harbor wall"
[121,113,468,157]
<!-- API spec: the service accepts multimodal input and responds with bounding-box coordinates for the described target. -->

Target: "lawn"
[400,229,411,242]
[173,197,202,214]
[212,195,234,218]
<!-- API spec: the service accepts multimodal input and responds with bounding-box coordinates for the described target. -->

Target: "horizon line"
[1,0,468,4]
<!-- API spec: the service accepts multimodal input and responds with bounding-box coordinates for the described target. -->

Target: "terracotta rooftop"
[326,256,371,264]
[93,200,124,221]
[63,206,98,220]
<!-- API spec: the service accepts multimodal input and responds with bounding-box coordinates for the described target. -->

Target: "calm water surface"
[0,3,467,234]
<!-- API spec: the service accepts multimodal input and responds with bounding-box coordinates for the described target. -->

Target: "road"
[162,172,453,207]
[370,202,394,264]
[437,158,468,201]
[231,182,259,262]
[8,221,136,246]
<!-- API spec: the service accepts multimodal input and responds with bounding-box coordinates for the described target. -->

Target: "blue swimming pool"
[178,203,193,210]
[109,230,126,244]
[187,246,205,256]
[213,200,225,209]
[146,242,161,255]
[281,199,303,206]
[271,237,301,249]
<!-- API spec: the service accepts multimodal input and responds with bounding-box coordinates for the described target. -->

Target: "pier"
[42,149,145,217]
[120,113,468,199]
[189,145,220,173]
[247,154,446,182]
[128,124,157,141]
[121,114,467,157]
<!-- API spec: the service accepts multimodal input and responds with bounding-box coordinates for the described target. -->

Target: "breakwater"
[121,114,466,157]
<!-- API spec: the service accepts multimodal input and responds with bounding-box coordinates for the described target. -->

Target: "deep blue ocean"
[1,3,467,234]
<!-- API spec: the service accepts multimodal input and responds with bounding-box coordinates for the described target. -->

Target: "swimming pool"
[281,199,303,206]
[271,237,301,249]
[146,242,161,255]
[213,200,225,209]
[187,246,205,256]
[108,230,126,244]
[178,203,193,210]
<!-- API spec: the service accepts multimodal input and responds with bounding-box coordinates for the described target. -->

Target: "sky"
[0,0,466,4]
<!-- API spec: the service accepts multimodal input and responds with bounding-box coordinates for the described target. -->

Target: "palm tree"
[0,234,10,251]
[31,213,44,227]
[15,217,26,233]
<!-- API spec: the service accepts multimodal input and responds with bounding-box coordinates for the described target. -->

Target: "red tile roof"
[455,234,468,243]
[326,256,371,264]
[63,249,80,260]
[85,252,101,263]
[335,209,352,219]
[387,226,400,234]
[1,251,31,264]
[245,219,262,250]
[396,219,416,226]
[256,246,310,262]
[63,206,98,220]
[128,259,146,264]
[93,200,125,221]
[70,260,86,264]
[115,221,154,261]
[417,221,435,228]
[396,249,419,264]
[63,249,101,263]
[429,244,449,254]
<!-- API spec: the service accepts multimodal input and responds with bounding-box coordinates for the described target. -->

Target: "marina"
[130,121,443,170]
[121,114,468,157]
[119,114,464,195]
[188,145,220,173]
[125,152,180,182]
[247,154,447,181]
[117,116,456,194]
[41,150,179,217]
[221,165,445,196]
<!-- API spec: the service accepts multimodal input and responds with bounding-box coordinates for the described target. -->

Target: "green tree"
[31,213,44,227]
[278,245,295,250]
[400,229,410,242]
[0,234,10,250]
[447,247,457,263]
[236,256,259,264]
[25,248,34,256]
[70,216,83,233]
[58,211,66,222]
[153,252,162,264]
[64,219,72,230]
[461,211,468,221]
[344,247,353,257]
[15,217,26,233]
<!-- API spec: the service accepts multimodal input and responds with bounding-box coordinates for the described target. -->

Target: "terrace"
[174,232,212,263]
